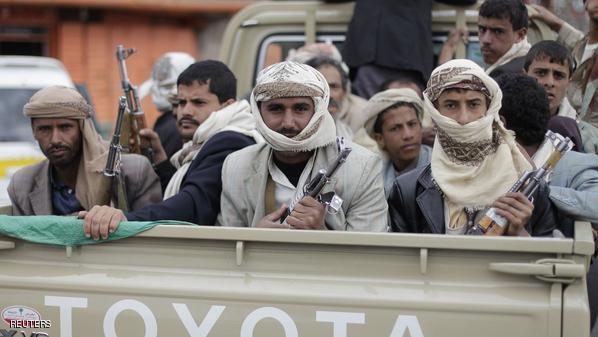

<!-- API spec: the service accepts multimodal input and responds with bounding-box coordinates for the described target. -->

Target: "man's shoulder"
[558,151,598,170]
[200,131,255,152]
[225,142,269,163]
[11,160,48,182]
[120,153,152,169]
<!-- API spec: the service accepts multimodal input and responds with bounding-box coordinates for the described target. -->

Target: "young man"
[530,0,598,128]
[496,72,598,235]
[478,0,530,77]
[219,61,387,231]
[81,61,262,240]
[8,86,162,215]
[524,40,598,154]
[496,72,598,330]
[363,88,431,196]
[387,59,556,236]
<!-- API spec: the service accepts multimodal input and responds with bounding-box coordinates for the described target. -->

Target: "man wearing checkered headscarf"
[219,61,387,231]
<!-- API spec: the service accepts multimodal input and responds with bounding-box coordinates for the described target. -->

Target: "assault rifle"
[467,130,573,236]
[281,137,352,224]
[116,44,153,162]
[96,97,129,212]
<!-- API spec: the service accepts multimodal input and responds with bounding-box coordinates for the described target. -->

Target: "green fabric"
[0,215,195,246]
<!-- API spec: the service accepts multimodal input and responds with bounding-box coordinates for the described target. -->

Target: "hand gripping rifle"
[116,44,153,162]
[281,137,352,224]
[96,97,129,212]
[467,130,573,236]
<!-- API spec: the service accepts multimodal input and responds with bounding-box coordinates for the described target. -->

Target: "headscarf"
[144,52,195,112]
[363,88,424,139]
[163,99,263,199]
[23,85,109,210]
[423,59,532,231]
[250,61,336,152]
[485,37,531,74]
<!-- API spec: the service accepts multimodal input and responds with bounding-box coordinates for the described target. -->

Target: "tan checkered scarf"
[423,60,532,230]
[250,61,336,152]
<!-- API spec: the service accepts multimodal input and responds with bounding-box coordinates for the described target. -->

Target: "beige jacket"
[219,141,387,231]
[8,154,162,215]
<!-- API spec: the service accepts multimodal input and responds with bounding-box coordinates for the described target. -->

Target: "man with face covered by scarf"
[8,86,162,216]
[219,61,387,231]
[387,59,557,236]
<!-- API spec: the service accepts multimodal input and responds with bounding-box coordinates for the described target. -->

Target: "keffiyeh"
[423,59,532,231]
[250,61,336,152]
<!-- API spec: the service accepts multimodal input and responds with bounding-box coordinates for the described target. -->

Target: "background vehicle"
[220,1,554,97]
[0,56,76,206]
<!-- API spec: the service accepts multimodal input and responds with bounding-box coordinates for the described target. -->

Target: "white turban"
[423,59,532,231]
[250,61,336,152]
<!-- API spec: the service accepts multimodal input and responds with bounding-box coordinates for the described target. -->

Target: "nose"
[280,108,296,129]
[455,106,472,126]
[545,73,555,88]
[479,30,491,45]
[402,125,416,140]
[179,101,193,117]
[50,127,63,145]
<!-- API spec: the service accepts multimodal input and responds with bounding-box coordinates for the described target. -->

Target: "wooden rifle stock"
[115,44,153,161]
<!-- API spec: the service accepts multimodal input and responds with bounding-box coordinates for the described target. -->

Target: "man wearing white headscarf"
[387,59,557,236]
[219,61,387,231]
[479,0,531,77]
[363,88,432,196]
[8,86,161,216]
[141,52,195,159]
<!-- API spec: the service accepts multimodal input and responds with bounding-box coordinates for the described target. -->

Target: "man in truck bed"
[219,61,387,231]
[8,85,162,215]
[387,59,557,236]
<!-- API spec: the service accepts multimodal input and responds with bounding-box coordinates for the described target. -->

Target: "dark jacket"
[488,56,526,79]
[126,130,255,225]
[342,0,476,81]
[153,111,183,159]
[387,164,557,236]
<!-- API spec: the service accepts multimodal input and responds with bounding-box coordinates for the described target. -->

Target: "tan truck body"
[0,2,587,337]
[0,216,593,337]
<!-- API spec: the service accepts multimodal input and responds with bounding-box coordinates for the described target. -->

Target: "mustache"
[47,144,70,152]
[328,98,340,110]
[177,117,200,126]
[276,127,302,137]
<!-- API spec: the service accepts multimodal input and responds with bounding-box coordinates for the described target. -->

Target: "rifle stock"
[116,44,153,161]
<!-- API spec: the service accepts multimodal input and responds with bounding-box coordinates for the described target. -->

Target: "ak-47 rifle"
[116,44,153,162]
[467,130,573,236]
[96,97,129,212]
[281,137,352,224]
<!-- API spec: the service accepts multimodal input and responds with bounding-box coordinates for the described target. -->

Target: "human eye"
[554,72,566,80]
[492,28,503,35]
[191,99,205,106]
[534,69,547,77]
[176,99,188,107]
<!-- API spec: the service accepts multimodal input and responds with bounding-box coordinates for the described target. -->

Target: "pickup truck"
[0,2,590,337]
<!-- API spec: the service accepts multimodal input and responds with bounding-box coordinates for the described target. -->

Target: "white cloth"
[485,37,531,75]
[582,43,598,64]
[424,59,532,231]
[557,97,578,120]
[250,61,337,152]
[163,100,262,199]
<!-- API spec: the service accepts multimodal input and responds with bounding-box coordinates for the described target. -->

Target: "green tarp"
[0,215,195,246]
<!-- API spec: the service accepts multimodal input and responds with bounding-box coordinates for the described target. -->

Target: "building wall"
[56,13,198,131]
